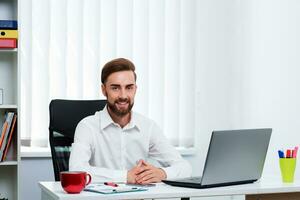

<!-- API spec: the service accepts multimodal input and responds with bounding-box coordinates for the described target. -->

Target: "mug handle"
[86,173,92,186]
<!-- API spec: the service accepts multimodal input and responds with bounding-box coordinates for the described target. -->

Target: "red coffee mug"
[60,171,92,194]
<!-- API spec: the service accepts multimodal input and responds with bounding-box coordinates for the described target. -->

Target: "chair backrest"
[49,99,106,181]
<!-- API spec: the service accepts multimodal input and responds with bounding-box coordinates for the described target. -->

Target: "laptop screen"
[201,129,272,186]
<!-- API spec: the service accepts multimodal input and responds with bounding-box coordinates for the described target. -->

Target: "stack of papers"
[84,183,148,194]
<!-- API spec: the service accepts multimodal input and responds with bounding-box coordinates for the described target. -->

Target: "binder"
[0,20,18,30]
[0,30,18,39]
[0,38,17,48]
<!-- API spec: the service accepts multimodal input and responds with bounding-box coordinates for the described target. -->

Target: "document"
[84,183,148,194]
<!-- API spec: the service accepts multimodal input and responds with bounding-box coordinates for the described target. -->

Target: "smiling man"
[69,58,192,184]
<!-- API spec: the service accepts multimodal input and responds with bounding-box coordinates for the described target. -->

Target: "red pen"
[104,182,118,187]
[286,149,291,158]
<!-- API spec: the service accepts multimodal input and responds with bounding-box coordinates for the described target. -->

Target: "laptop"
[162,128,272,188]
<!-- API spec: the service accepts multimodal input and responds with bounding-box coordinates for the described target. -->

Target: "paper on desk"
[84,183,148,194]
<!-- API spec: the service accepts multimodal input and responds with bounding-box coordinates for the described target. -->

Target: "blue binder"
[0,20,18,30]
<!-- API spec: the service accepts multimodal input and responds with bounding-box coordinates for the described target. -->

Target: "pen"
[112,187,138,192]
[294,146,298,158]
[104,182,118,187]
[278,150,284,158]
[286,149,291,158]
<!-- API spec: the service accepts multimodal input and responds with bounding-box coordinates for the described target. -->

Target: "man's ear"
[101,84,107,97]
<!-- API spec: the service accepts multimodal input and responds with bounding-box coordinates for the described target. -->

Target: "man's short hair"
[101,58,137,84]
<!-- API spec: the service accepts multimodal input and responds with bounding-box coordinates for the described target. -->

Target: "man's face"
[101,71,137,117]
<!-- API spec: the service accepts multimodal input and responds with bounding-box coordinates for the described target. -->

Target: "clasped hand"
[127,160,166,184]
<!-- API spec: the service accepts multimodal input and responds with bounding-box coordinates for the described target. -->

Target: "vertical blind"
[19,0,196,148]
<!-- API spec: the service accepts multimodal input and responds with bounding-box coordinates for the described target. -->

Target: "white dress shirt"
[69,106,192,182]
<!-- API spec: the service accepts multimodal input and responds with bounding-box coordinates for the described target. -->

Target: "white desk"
[39,179,300,200]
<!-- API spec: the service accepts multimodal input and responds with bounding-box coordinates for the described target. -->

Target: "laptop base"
[162,179,257,189]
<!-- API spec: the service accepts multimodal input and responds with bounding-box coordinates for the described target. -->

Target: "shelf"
[0,48,17,52]
[0,161,18,166]
[0,104,17,109]
[0,0,19,199]
[1,0,23,199]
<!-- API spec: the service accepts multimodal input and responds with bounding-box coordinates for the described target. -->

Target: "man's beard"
[107,98,134,117]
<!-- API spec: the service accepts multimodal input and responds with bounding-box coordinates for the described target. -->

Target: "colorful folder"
[0,20,18,30]
[0,30,18,39]
[0,39,17,48]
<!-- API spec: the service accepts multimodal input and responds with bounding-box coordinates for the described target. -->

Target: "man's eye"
[111,87,119,90]
[127,86,133,90]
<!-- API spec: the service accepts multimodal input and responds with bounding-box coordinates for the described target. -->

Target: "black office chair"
[49,99,106,181]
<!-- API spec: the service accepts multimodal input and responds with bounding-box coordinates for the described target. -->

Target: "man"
[69,58,192,184]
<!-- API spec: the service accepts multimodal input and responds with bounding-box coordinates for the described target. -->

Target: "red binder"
[0,38,17,48]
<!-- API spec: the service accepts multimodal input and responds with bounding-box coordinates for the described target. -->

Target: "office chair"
[49,99,106,181]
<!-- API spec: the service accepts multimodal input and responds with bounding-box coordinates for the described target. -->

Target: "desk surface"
[39,179,300,200]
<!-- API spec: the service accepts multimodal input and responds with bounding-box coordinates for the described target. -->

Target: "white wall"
[20,158,54,200]
[194,0,300,180]
[238,0,300,179]
[193,0,240,176]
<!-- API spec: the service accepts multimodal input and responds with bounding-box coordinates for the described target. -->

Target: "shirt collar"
[100,105,141,132]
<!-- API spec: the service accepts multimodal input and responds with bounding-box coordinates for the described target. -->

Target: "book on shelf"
[0,38,17,48]
[0,20,18,30]
[1,114,17,162]
[0,113,14,149]
[0,30,18,39]
[0,112,16,161]
[0,122,8,148]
